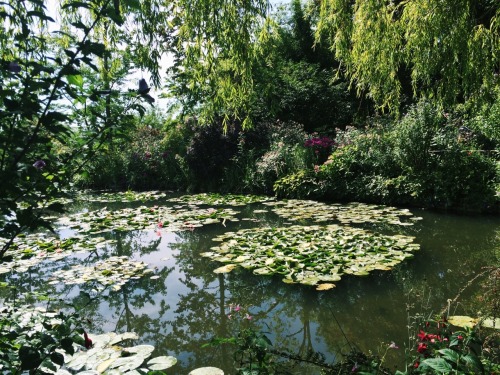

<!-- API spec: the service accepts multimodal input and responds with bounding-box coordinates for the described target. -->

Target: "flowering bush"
[304,134,336,164]
[404,318,487,374]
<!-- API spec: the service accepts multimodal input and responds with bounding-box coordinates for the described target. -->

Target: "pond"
[1,192,498,374]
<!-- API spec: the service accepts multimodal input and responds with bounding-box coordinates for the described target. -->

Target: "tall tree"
[0,0,271,256]
[316,0,500,112]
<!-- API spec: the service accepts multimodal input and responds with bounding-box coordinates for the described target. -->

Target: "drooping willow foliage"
[316,0,500,112]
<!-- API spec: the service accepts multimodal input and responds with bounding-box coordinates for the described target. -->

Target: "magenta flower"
[234,305,241,312]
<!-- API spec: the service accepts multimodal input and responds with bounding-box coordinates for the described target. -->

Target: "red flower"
[417,343,427,354]
[418,330,427,341]
[413,361,420,369]
[457,335,463,340]
[83,331,93,349]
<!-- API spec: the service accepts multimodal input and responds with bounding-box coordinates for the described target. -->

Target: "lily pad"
[447,315,479,328]
[188,367,224,375]
[266,200,421,226]
[147,356,178,370]
[76,190,167,203]
[49,256,150,290]
[202,224,419,288]
[56,205,239,235]
[0,234,115,274]
[168,193,274,206]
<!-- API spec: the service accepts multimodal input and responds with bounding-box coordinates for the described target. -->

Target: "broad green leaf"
[437,348,460,363]
[421,358,453,373]
[67,75,84,89]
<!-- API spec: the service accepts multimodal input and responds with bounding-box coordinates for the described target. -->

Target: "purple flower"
[33,160,46,170]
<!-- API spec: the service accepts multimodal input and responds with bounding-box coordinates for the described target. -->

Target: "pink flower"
[234,305,241,312]
[245,314,252,320]
[157,222,163,228]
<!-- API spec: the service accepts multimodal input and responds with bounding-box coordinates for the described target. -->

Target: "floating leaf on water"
[109,355,145,372]
[168,193,274,206]
[147,356,178,370]
[268,200,420,226]
[213,264,238,274]
[188,367,225,375]
[203,224,419,288]
[50,257,151,289]
[447,315,480,328]
[316,283,336,291]
[481,317,500,330]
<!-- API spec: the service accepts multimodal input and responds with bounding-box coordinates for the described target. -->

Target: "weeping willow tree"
[167,0,274,128]
[316,0,500,112]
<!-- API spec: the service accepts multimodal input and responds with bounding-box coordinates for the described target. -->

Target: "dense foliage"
[316,0,500,112]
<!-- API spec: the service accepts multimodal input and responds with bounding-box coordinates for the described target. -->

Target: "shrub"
[276,102,499,212]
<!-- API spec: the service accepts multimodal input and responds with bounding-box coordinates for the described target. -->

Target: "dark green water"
[1,197,498,374]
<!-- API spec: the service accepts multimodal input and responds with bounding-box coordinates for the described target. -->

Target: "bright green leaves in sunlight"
[202,224,419,290]
[316,0,500,111]
[169,0,273,127]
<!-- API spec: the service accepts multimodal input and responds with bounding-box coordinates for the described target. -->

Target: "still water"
[1,195,499,374]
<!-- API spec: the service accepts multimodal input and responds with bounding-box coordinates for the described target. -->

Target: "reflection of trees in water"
[162,228,338,373]
[0,229,174,355]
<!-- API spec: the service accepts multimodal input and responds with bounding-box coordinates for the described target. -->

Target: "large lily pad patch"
[265,200,422,226]
[168,193,275,206]
[77,190,168,203]
[0,234,114,274]
[202,224,419,289]
[49,256,151,291]
[56,205,239,234]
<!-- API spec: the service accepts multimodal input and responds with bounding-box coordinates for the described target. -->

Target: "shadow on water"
[1,198,498,374]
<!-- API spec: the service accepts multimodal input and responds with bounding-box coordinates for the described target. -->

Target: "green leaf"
[437,348,460,363]
[50,351,64,366]
[19,346,42,370]
[421,358,453,373]
[60,337,74,355]
[462,354,483,372]
[67,74,84,88]
[123,0,141,10]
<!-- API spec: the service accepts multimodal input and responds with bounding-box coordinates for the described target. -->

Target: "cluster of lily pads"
[0,303,224,374]
[49,256,152,291]
[168,193,275,206]
[56,205,239,235]
[63,332,177,374]
[265,200,422,226]
[203,224,420,290]
[0,234,115,274]
[76,190,168,203]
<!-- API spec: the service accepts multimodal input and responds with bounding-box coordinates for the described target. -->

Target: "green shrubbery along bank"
[78,99,499,214]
